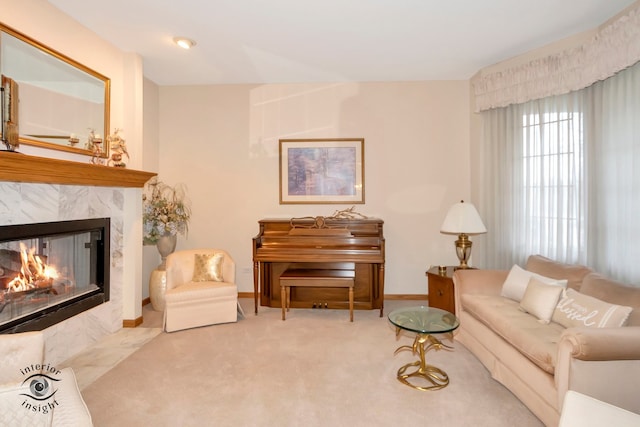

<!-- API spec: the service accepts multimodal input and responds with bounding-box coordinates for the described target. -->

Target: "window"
[520,110,584,259]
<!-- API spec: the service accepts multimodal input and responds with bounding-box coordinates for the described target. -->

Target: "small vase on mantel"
[149,233,177,312]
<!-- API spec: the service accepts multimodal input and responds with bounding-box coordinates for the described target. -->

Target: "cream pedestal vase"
[149,269,168,312]
[149,234,177,312]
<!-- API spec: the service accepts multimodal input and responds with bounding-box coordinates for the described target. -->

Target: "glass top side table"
[387,306,460,391]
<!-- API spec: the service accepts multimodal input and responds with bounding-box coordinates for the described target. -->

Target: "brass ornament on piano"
[330,206,369,220]
[289,206,369,230]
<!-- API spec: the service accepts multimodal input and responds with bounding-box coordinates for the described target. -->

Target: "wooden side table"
[426,266,456,314]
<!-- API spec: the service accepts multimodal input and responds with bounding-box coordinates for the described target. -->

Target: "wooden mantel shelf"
[0,152,156,187]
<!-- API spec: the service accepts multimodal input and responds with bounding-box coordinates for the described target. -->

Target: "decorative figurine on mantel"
[87,128,106,165]
[107,128,129,168]
[86,128,102,149]
[68,134,80,147]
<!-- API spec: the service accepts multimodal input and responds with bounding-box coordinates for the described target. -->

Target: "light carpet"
[80,300,542,427]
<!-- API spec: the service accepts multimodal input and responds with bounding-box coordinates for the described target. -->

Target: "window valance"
[472,3,640,112]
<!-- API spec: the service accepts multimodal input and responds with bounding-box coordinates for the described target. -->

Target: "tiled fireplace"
[0,181,125,364]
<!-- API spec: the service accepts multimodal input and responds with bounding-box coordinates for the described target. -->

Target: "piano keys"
[252,217,385,316]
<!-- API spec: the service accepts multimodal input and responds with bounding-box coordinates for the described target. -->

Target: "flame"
[6,243,59,292]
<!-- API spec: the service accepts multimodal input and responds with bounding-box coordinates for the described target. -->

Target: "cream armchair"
[0,331,92,426]
[164,249,239,332]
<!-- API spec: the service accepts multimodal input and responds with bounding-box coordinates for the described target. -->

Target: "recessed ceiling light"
[173,37,196,50]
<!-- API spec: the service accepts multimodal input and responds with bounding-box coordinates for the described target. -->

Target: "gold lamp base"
[454,233,473,269]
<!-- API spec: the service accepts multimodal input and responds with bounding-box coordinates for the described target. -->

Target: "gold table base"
[393,330,454,391]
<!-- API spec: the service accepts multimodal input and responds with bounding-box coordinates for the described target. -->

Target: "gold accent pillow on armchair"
[192,252,224,282]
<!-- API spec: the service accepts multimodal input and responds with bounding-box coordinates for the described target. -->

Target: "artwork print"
[279,139,364,204]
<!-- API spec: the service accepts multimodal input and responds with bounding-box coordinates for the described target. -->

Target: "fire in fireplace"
[0,218,110,333]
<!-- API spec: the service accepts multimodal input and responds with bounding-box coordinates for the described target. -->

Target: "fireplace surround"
[0,151,155,364]
[0,218,110,333]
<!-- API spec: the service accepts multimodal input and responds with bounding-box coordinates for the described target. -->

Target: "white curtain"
[478,61,640,284]
[472,3,640,111]
[587,62,640,282]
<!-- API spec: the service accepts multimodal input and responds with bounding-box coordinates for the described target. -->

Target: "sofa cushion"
[165,281,236,303]
[526,255,592,291]
[461,293,565,373]
[519,277,565,324]
[579,273,640,327]
[501,264,567,302]
[552,288,633,328]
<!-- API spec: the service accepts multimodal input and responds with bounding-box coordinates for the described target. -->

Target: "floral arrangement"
[143,178,191,245]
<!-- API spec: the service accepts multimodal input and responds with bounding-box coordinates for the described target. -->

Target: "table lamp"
[440,200,487,269]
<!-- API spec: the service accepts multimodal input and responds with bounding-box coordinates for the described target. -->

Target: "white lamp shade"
[440,201,487,235]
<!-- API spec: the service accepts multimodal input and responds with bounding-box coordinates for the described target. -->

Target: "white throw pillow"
[0,383,54,425]
[519,277,565,324]
[501,264,568,302]
[552,288,633,328]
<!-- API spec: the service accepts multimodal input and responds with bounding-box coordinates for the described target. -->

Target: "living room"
[1,1,639,426]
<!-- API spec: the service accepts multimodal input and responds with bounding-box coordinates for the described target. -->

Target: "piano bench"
[280,269,355,322]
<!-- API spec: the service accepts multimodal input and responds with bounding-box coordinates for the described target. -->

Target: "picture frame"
[279,138,364,204]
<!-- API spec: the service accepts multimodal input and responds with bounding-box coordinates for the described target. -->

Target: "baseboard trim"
[142,297,151,307]
[123,316,143,328]
[384,294,428,300]
[237,292,427,301]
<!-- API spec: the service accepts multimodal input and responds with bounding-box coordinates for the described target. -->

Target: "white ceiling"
[47,0,636,86]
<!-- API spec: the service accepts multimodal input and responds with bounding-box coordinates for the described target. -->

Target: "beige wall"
[156,81,472,295]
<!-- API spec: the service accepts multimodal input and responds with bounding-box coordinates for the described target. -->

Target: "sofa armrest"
[453,269,509,316]
[555,327,640,414]
[453,269,507,313]
[453,269,507,296]
[559,326,640,361]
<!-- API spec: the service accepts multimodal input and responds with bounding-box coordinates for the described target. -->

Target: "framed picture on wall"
[279,138,365,204]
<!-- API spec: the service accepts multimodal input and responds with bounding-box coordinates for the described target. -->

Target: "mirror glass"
[0,23,110,157]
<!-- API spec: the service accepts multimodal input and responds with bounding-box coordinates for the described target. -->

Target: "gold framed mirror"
[0,23,110,157]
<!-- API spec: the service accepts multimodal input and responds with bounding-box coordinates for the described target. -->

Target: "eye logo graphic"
[20,373,60,401]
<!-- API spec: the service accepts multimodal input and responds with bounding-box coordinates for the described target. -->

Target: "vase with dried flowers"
[144,178,191,311]
[143,178,191,257]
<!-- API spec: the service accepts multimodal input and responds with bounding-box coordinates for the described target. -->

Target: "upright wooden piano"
[252,217,385,316]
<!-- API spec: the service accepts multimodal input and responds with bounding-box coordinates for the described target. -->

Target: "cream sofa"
[453,255,640,427]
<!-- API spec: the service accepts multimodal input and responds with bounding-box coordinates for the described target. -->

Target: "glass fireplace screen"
[0,218,109,333]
